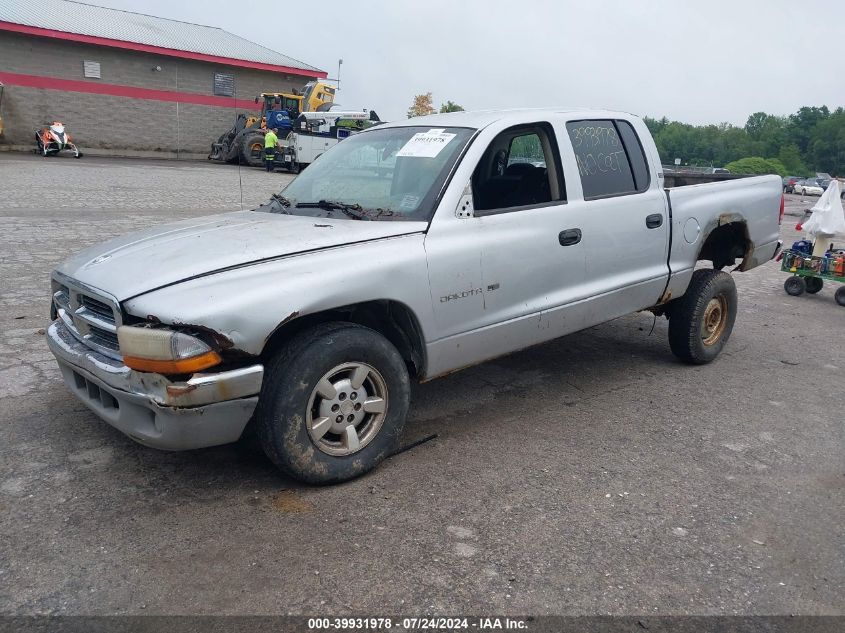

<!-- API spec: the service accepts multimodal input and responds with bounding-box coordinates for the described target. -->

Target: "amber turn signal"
[123,350,222,375]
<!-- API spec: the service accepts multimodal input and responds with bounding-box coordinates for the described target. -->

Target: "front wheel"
[784,276,806,296]
[835,286,845,306]
[668,269,738,364]
[256,322,410,484]
[239,132,266,168]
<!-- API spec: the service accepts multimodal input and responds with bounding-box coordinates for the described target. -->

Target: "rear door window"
[616,120,650,192]
[565,120,649,199]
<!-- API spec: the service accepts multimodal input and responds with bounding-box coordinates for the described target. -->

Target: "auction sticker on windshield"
[396,128,457,158]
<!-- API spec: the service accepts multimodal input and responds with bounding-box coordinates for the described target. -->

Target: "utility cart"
[780,247,845,306]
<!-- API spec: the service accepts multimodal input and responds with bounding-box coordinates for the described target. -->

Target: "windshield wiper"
[295,199,370,221]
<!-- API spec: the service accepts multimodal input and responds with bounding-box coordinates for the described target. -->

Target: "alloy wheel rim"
[701,295,728,346]
[305,362,388,456]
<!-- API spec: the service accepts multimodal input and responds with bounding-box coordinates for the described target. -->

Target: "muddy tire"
[668,269,738,364]
[256,322,410,484]
[804,277,823,294]
[239,131,266,168]
[784,276,806,296]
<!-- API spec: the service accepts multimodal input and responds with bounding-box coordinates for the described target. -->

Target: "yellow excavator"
[209,80,336,167]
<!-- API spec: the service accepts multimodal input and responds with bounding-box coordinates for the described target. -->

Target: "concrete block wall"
[0,32,312,155]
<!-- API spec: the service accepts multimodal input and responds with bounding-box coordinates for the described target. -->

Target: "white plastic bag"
[802,180,845,236]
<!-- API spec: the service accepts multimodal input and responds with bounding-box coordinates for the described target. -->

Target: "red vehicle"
[782,176,801,193]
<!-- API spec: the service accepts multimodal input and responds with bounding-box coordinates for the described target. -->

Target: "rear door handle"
[646,213,664,229]
[558,228,582,246]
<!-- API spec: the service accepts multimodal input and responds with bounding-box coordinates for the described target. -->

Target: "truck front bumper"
[46,320,263,450]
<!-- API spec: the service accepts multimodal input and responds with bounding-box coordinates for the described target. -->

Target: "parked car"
[794,179,824,196]
[783,176,802,193]
[46,109,784,484]
[818,178,831,190]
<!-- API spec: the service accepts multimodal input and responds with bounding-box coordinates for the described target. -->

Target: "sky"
[92,0,842,126]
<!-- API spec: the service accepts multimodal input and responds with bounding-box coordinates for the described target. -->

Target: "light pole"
[337,58,343,92]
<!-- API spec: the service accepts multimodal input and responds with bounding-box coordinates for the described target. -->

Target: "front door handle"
[646,213,664,229]
[559,228,582,246]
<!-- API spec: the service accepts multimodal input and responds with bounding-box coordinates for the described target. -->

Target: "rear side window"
[566,120,649,199]
[616,121,650,192]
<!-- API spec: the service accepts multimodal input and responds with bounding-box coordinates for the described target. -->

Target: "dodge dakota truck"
[47,109,784,483]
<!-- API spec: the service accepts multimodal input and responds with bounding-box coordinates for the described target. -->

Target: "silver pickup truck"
[47,109,784,483]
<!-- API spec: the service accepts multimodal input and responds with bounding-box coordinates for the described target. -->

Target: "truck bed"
[662,174,783,299]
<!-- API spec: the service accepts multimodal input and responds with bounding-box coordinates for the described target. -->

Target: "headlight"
[117,326,221,374]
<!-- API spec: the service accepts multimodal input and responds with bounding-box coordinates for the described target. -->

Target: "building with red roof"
[0,0,327,157]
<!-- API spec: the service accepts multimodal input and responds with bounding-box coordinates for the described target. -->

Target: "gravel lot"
[0,153,842,616]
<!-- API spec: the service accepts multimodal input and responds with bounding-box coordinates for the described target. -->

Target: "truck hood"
[56,211,427,301]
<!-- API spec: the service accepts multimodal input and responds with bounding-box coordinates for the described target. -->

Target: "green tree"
[724,157,787,176]
[777,143,807,175]
[788,106,830,154]
[744,113,787,158]
[807,109,845,175]
[643,116,669,136]
[439,101,464,113]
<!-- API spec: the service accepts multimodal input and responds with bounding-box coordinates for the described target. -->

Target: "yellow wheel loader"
[208,80,336,167]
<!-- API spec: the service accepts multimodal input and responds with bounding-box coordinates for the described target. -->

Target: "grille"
[80,295,114,321]
[89,326,119,349]
[52,275,123,358]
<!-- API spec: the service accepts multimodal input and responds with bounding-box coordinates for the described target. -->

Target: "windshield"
[260,125,474,221]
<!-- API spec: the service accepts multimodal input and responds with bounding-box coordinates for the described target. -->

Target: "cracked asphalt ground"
[0,153,842,616]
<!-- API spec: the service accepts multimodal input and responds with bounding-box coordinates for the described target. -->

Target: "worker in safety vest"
[264,128,279,172]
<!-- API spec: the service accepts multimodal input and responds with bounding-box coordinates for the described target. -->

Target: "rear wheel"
[668,269,737,364]
[256,322,410,484]
[835,286,845,306]
[804,277,823,294]
[784,276,806,296]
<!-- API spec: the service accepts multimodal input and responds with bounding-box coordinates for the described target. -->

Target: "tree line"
[405,94,844,177]
[645,106,844,176]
